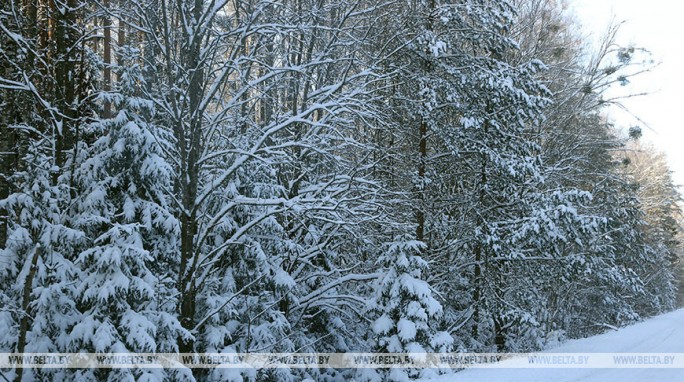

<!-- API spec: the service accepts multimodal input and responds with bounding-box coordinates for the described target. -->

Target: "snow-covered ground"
[435,308,684,382]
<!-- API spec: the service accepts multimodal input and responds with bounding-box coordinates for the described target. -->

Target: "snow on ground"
[433,308,684,382]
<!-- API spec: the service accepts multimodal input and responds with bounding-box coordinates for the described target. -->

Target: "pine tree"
[70,45,192,381]
[1,1,96,381]
[358,238,451,382]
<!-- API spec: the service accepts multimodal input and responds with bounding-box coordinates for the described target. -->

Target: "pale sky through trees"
[571,0,684,187]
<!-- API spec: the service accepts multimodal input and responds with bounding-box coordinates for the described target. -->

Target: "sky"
[569,0,684,187]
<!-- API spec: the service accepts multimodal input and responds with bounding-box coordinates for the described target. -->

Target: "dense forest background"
[1,0,682,381]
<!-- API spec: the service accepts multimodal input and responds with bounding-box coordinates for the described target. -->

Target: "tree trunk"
[176,0,205,353]
[13,246,41,382]
[415,0,435,243]
[416,119,427,242]
[103,0,112,117]
[472,119,489,341]
[52,0,80,170]
[494,314,506,352]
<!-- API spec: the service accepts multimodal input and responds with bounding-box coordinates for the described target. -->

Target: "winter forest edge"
[1,0,683,381]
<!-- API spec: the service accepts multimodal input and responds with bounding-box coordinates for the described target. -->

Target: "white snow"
[373,314,393,335]
[431,308,684,382]
[397,318,417,341]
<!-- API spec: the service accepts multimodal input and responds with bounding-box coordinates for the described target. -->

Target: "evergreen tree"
[358,239,451,382]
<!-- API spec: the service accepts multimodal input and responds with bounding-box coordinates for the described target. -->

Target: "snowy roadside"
[429,308,684,382]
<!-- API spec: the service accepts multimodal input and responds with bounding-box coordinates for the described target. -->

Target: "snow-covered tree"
[1,1,682,380]
[358,238,451,381]
[1,1,97,381]
[70,44,192,381]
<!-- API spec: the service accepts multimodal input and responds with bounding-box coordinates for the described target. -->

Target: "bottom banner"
[1,352,683,369]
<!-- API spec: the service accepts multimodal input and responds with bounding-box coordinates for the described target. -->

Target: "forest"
[1,0,683,381]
